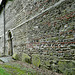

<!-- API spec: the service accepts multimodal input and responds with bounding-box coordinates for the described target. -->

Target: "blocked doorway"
[8,30,13,56]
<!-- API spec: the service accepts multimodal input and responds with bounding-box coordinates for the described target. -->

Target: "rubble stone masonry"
[0,0,75,74]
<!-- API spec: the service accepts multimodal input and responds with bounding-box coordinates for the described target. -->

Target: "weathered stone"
[58,60,75,74]
[44,60,50,66]
[22,53,31,64]
[0,52,3,57]
[32,54,40,67]
[70,44,75,49]
[64,68,75,75]
[12,53,19,60]
[51,64,58,72]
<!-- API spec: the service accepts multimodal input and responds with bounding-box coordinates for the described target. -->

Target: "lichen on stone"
[32,54,41,67]
[22,53,31,64]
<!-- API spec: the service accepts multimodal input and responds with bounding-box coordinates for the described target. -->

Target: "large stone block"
[12,53,19,60]
[22,53,31,64]
[32,54,41,67]
[64,68,75,75]
[58,60,75,74]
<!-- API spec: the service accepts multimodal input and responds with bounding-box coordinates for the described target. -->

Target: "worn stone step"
[0,56,14,63]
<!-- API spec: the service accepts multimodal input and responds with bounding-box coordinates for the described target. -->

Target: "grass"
[0,63,41,75]
[0,67,10,75]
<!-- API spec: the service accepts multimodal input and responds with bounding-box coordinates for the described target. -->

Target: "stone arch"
[7,30,13,56]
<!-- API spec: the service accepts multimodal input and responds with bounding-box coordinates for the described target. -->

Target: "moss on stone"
[58,61,67,73]
[50,37,59,41]
[44,61,50,66]
[32,54,41,67]
[58,60,75,74]
[12,53,19,60]
[63,68,75,75]
[66,35,73,39]
[49,53,53,56]
[0,52,2,57]
[22,53,31,64]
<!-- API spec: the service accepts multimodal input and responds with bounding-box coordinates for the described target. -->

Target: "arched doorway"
[8,30,13,56]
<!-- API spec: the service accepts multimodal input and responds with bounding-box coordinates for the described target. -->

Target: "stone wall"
[0,11,4,36]
[0,0,75,74]
[12,0,75,72]
[0,11,4,54]
[11,0,75,58]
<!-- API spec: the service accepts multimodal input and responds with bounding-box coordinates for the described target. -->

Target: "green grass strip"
[0,67,11,75]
